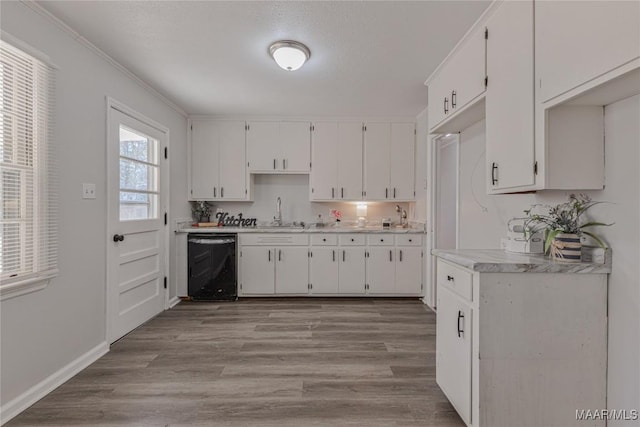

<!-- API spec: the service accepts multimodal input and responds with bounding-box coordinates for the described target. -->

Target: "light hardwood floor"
[7,298,464,427]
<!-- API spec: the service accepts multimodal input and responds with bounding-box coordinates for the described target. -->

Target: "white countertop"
[178,225,426,234]
[432,249,611,274]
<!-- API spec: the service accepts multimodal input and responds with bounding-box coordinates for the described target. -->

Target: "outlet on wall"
[82,183,96,199]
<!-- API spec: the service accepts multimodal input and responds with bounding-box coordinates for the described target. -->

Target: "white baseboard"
[168,296,181,308]
[0,341,109,425]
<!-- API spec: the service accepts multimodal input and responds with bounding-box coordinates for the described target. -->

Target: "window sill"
[0,270,58,301]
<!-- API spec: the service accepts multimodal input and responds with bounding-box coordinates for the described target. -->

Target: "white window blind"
[0,39,57,288]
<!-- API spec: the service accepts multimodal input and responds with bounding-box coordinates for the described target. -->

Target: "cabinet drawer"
[311,234,338,246]
[240,233,309,246]
[367,235,395,246]
[396,234,423,246]
[339,234,366,246]
[437,259,473,301]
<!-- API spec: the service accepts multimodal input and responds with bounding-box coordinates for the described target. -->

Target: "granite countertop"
[178,225,426,234]
[432,249,611,274]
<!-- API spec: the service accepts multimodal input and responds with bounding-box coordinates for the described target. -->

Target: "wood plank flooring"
[7,298,464,427]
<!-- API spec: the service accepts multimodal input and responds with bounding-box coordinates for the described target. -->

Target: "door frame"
[426,132,460,309]
[105,97,171,343]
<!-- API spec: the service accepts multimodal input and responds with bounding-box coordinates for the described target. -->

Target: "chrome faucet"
[274,197,282,226]
[396,204,408,228]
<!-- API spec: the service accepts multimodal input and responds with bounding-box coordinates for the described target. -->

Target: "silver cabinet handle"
[385,188,388,199]
[278,250,282,261]
[221,187,224,198]
[399,250,403,262]
[452,90,457,108]
[341,188,344,198]
[343,250,346,262]
[213,187,217,198]
[268,250,271,262]
[332,250,336,262]
[389,250,393,262]
[393,188,396,198]
[273,159,277,170]
[332,188,335,198]
[457,310,464,337]
[283,159,286,170]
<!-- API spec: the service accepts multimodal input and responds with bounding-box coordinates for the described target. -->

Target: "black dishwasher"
[188,234,237,301]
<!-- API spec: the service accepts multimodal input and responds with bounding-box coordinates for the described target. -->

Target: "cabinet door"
[337,122,363,200]
[535,1,640,103]
[390,123,415,200]
[275,247,309,294]
[310,247,339,294]
[436,284,472,425]
[366,247,395,294]
[190,120,218,199]
[427,67,452,132]
[280,122,311,172]
[218,121,247,200]
[485,0,535,192]
[240,246,274,294]
[339,248,366,294]
[310,122,338,200]
[446,24,486,113]
[395,247,422,295]
[363,123,391,200]
[247,121,279,172]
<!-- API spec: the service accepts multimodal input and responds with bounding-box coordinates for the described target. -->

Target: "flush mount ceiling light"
[269,40,311,71]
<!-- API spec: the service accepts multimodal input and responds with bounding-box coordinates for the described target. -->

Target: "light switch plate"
[82,183,96,199]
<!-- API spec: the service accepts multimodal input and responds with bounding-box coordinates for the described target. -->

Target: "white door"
[435,135,459,250]
[363,122,390,200]
[279,122,311,172]
[486,0,535,192]
[390,123,415,200]
[240,246,274,294]
[190,120,218,199]
[218,120,247,200]
[310,122,338,200]
[310,248,339,294]
[275,247,309,294]
[337,122,363,200]
[107,104,167,343]
[247,121,279,172]
[339,248,366,294]
[366,247,395,294]
[436,284,472,425]
[395,247,422,295]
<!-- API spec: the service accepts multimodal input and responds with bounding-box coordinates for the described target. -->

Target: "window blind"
[0,39,57,285]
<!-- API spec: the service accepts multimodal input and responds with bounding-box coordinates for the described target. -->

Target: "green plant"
[191,201,211,221]
[524,194,612,253]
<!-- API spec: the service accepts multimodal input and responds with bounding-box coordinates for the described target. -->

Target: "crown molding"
[21,0,188,117]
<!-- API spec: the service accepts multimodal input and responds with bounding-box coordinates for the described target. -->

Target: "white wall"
[456,95,640,425]
[0,1,189,414]
[212,174,410,226]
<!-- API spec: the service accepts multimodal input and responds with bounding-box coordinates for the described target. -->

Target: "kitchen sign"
[215,212,257,227]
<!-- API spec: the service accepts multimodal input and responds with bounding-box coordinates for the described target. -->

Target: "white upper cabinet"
[247,121,310,173]
[535,0,640,104]
[390,123,416,200]
[427,24,487,134]
[189,120,247,200]
[364,122,415,201]
[310,122,363,201]
[485,0,535,192]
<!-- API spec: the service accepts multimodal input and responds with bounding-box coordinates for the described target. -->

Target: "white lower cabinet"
[434,257,608,427]
[239,234,309,296]
[436,284,473,425]
[366,247,396,294]
[240,246,274,295]
[238,233,423,297]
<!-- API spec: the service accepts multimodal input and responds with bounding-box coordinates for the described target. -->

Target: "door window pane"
[119,126,159,221]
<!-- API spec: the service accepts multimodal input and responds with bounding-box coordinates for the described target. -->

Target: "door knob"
[113,234,124,242]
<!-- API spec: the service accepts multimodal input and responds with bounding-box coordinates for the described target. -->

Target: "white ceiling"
[38,1,490,117]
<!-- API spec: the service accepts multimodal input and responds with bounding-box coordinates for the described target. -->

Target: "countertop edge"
[176,228,426,234]
[432,249,611,274]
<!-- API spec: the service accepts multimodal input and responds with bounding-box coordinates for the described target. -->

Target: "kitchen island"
[432,249,609,427]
